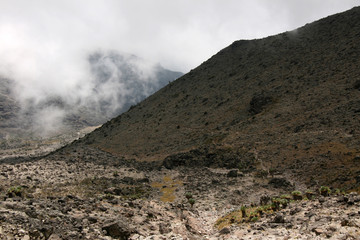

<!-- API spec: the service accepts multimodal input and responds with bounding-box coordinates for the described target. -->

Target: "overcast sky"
[0,0,358,75]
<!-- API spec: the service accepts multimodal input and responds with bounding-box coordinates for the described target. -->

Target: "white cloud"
[0,0,358,74]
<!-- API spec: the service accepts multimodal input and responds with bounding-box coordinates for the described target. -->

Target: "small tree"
[240,205,247,218]
[291,191,303,200]
[185,192,193,200]
[319,186,331,197]
[188,198,195,207]
[305,190,315,199]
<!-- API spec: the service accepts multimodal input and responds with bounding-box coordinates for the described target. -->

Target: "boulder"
[227,170,238,178]
[102,221,132,239]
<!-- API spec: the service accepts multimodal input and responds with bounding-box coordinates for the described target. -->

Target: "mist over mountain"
[0,51,182,139]
[84,51,183,125]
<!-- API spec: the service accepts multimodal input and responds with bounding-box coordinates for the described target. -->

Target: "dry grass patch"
[151,175,183,202]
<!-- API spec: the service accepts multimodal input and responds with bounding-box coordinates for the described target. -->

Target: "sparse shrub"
[305,190,315,199]
[104,193,114,200]
[238,163,244,171]
[255,169,268,178]
[188,198,195,207]
[319,186,331,196]
[240,205,247,218]
[263,204,273,211]
[260,195,270,205]
[334,188,341,195]
[7,186,23,198]
[269,168,276,178]
[230,215,236,224]
[291,191,303,200]
[271,198,281,211]
[256,206,264,216]
[280,198,289,208]
[185,192,193,200]
[113,171,119,177]
[250,216,259,222]
[280,194,292,201]
[249,211,258,219]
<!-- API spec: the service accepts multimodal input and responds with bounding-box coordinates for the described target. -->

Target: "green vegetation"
[104,193,114,200]
[254,169,268,178]
[333,188,345,195]
[215,186,346,230]
[185,192,193,200]
[7,186,23,198]
[238,163,244,171]
[125,186,149,200]
[291,191,303,200]
[188,198,195,207]
[334,188,341,195]
[305,189,315,199]
[240,205,246,217]
[280,194,292,201]
[319,186,331,196]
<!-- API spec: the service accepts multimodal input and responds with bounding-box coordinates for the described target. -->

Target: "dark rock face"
[249,93,273,115]
[227,170,238,178]
[268,178,294,191]
[353,80,360,90]
[162,147,254,170]
[273,213,286,223]
[102,221,132,239]
[219,227,231,234]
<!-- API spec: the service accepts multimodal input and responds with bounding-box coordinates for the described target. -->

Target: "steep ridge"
[78,7,360,190]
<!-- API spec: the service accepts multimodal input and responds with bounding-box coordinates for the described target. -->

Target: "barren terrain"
[1,6,360,240]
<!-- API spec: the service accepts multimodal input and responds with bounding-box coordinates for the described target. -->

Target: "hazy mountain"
[0,78,26,138]
[0,51,183,140]
[78,7,360,190]
[82,51,183,125]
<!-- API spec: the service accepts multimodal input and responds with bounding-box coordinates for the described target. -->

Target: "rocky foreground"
[0,147,360,239]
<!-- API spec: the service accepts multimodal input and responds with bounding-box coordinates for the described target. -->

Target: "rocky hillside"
[1,7,360,240]
[79,7,360,191]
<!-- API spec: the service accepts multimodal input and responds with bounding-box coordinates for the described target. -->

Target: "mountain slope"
[0,78,22,137]
[2,7,360,239]
[78,7,360,190]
